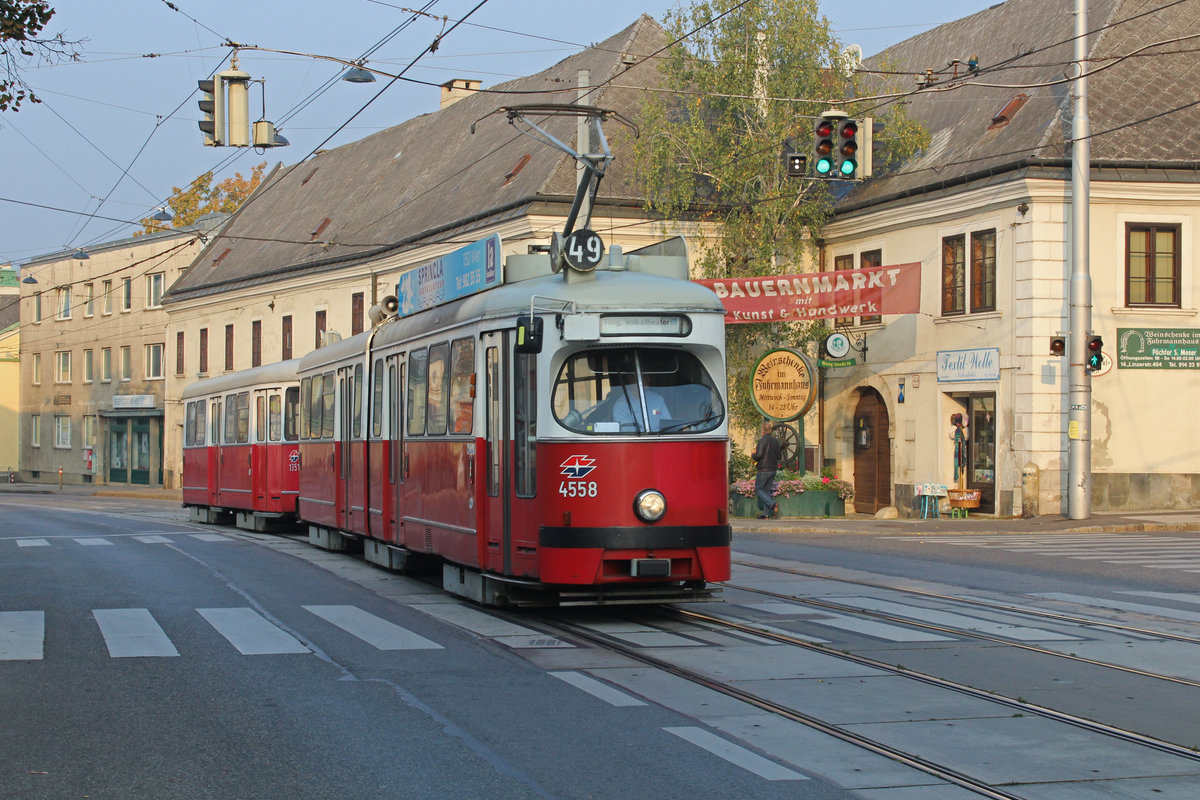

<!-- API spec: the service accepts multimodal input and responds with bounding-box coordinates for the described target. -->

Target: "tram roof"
[181,359,302,400]
[298,266,725,373]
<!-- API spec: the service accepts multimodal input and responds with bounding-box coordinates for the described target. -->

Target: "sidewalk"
[731,509,1200,536]
[0,483,182,502]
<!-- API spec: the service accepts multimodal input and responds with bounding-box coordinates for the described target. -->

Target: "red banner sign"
[697,262,921,323]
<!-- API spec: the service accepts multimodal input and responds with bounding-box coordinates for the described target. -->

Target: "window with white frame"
[82,415,96,449]
[31,415,40,447]
[119,345,131,380]
[32,353,41,385]
[56,286,71,319]
[33,292,42,322]
[101,347,112,382]
[83,349,94,383]
[121,277,132,312]
[54,415,71,449]
[145,343,164,379]
[146,273,165,308]
[102,280,113,315]
[55,351,71,383]
[84,283,95,317]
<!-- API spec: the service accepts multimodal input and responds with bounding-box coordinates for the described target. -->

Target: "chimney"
[440,79,481,109]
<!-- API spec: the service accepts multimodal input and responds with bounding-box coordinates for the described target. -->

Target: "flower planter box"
[729,490,845,519]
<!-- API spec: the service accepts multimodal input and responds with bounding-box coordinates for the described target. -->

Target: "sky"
[0,0,1000,267]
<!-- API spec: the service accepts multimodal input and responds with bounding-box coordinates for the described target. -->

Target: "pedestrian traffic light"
[197,78,224,146]
[836,118,859,177]
[785,153,807,177]
[1086,335,1104,371]
[813,117,835,176]
[1049,336,1066,356]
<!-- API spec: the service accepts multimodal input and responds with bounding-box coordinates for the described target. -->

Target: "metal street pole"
[1067,0,1092,519]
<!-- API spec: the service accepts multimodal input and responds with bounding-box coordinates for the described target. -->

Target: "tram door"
[480,333,510,574]
[386,354,405,545]
[338,364,364,532]
[253,390,270,506]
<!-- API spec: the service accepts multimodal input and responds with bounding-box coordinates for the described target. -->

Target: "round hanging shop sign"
[750,348,817,422]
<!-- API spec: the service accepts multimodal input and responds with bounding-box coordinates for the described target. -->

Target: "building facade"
[17,216,226,487]
[818,0,1200,515]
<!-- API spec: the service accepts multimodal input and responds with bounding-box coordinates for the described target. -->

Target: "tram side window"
[371,358,384,438]
[284,387,299,441]
[407,349,427,436]
[268,393,282,442]
[185,401,198,446]
[211,399,221,444]
[224,394,238,444]
[485,347,500,497]
[256,395,267,442]
[300,377,312,439]
[514,351,536,497]
[426,342,449,435]
[321,372,336,438]
[449,338,475,434]
[388,361,401,484]
[235,392,250,443]
[352,363,363,438]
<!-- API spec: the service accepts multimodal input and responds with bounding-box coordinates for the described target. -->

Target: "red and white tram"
[181,360,302,530]
[183,237,732,606]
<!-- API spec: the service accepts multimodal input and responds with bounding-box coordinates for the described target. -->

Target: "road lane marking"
[16,539,50,547]
[135,535,173,544]
[0,611,44,661]
[189,533,229,542]
[663,727,806,781]
[197,608,310,655]
[93,609,179,658]
[303,605,442,650]
[74,538,114,546]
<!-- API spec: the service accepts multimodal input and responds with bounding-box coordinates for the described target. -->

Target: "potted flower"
[729,468,853,518]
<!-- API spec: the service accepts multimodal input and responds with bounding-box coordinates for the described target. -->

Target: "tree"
[631,0,926,433]
[1,1,79,112]
[138,162,268,234]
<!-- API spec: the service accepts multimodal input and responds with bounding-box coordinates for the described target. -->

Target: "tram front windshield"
[552,348,723,435]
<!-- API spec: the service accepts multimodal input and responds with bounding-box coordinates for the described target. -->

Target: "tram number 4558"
[559,480,598,498]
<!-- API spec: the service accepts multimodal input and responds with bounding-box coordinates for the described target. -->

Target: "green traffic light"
[816,157,833,175]
[838,159,857,176]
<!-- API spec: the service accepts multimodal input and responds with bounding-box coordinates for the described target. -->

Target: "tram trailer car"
[183,240,732,606]
[181,360,302,531]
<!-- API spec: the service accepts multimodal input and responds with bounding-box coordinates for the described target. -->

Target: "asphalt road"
[7,495,1200,799]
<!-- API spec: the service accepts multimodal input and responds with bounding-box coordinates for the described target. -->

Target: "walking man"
[752,421,781,519]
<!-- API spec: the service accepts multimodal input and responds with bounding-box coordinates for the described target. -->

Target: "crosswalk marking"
[75,538,113,546]
[0,611,44,661]
[303,605,442,650]
[664,727,806,781]
[189,533,229,542]
[836,596,1080,642]
[197,608,310,655]
[135,535,173,544]
[551,671,648,707]
[16,539,49,547]
[93,609,179,658]
[804,613,955,642]
[414,602,572,648]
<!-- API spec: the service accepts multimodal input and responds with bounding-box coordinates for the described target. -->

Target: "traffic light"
[197,78,224,146]
[1049,336,1066,356]
[785,153,807,177]
[813,117,835,176]
[836,118,859,177]
[1086,335,1104,371]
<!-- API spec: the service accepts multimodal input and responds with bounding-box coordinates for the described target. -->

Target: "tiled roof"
[166,16,669,302]
[844,0,1200,208]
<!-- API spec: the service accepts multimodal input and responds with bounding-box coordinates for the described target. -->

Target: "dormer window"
[989,94,1028,130]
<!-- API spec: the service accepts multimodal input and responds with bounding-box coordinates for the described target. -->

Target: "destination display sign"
[1117,327,1200,369]
[395,234,501,317]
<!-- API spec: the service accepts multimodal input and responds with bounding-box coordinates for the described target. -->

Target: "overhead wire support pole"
[1067,0,1092,519]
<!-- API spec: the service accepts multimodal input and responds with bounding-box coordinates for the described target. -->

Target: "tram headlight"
[634,489,667,523]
